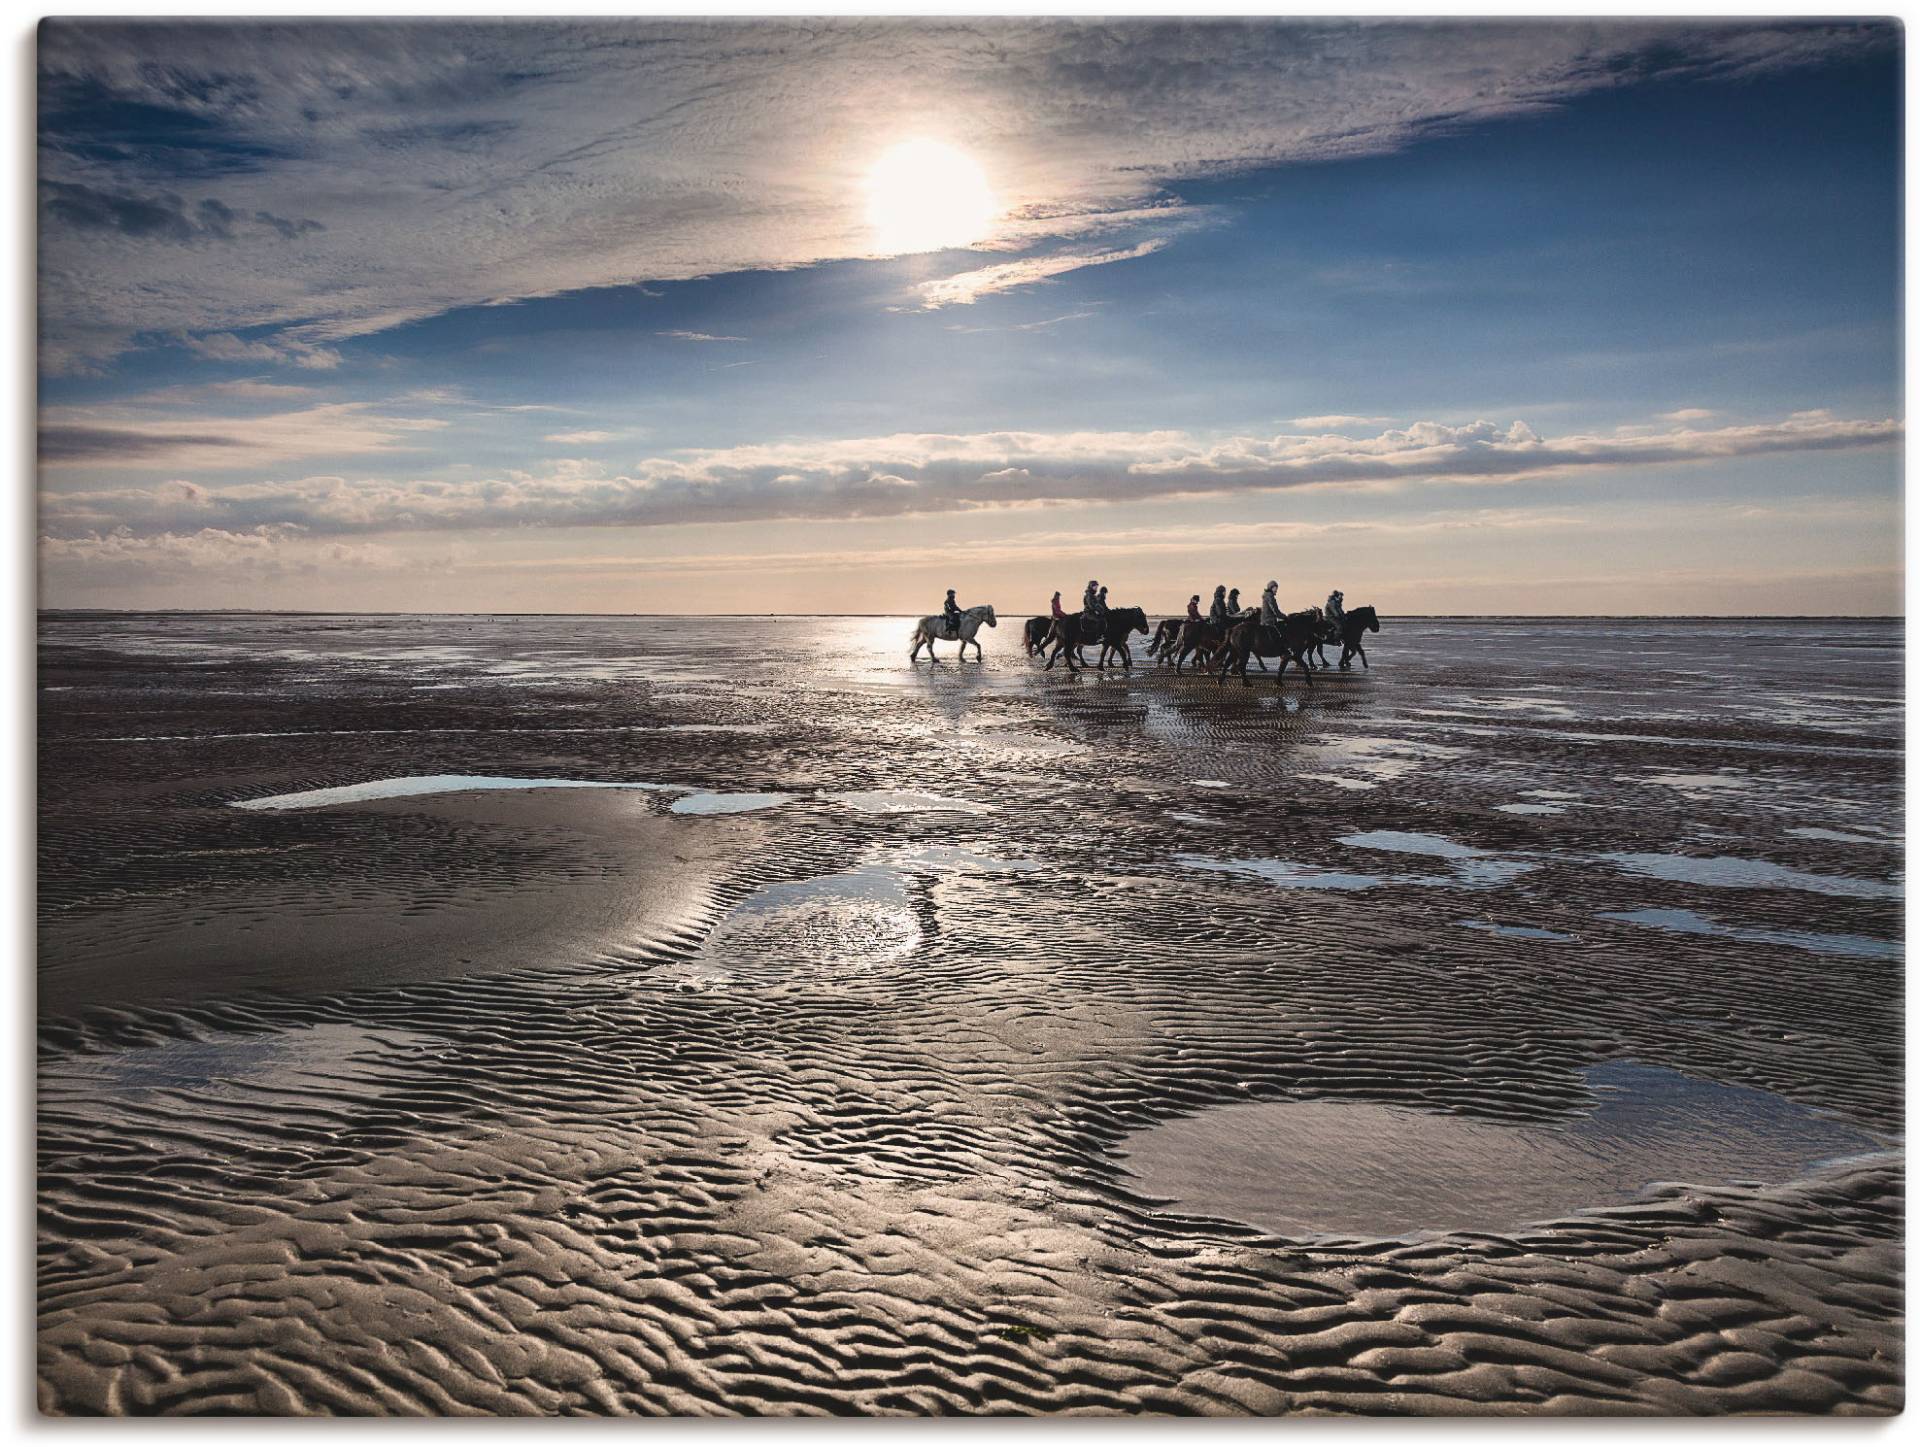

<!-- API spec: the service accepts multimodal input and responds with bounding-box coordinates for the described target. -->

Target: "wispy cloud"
[916,240,1168,308]
[41,410,1898,540]
[656,330,747,343]
[543,429,622,444]
[184,332,341,371]
[1290,414,1396,430]
[37,19,1894,370]
[39,402,449,471]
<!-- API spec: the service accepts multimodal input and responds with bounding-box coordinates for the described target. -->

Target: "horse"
[910,604,997,661]
[1336,605,1380,669]
[1147,617,1185,664]
[1169,611,1257,673]
[1044,606,1149,672]
[1023,616,1053,657]
[1216,610,1320,687]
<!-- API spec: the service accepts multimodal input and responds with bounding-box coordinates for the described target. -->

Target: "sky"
[36,18,1904,615]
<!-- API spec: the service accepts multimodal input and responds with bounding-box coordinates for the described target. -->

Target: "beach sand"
[37,613,1903,1415]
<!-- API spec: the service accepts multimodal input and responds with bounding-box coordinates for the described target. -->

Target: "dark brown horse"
[1147,617,1184,663]
[1023,616,1053,657]
[1045,606,1149,672]
[1336,605,1380,669]
[1216,610,1320,687]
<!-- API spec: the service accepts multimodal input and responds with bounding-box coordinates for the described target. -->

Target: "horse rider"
[1260,580,1284,631]
[1226,586,1244,619]
[1186,594,1203,623]
[942,589,963,634]
[1325,588,1347,633]
[1051,590,1069,622]
[1207,585,1230,627]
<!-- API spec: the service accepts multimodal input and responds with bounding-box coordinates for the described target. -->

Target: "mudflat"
[37,612,1903,1415]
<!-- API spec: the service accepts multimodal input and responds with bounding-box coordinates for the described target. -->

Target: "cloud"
[37,19,1895,369]
[40,526,411,583]
[39,401,448,471]
[40,181,323,247]
[543,429,620,444]
[1659,408,1718,422]
[1290,415,1396,430]
[656,330,747,343]
[40,410,1898,541]
[184,331,343,371]
[916,240,1169,308]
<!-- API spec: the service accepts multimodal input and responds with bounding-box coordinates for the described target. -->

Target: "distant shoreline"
[34,610,1907,622]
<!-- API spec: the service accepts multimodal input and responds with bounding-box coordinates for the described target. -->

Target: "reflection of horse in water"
[1044,607,1148,672]
[909,604,998,661]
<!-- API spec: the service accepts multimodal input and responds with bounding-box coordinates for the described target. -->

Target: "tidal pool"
[1118,1061,1890,1242]
[233,775,672,810]
[1602,852,1900,900]
[669,791,794,815]
[1601,907,1899,961]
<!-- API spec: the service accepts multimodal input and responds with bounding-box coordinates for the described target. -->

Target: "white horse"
[909,604,997,661]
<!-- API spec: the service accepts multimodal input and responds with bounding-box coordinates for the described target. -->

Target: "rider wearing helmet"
[1260,580,1283,630]
[1207,585,1230,627]
[1186,594,1203,623]
[943,589,963,633]
[1226,587,1243,619]
[1325,588,1347,631]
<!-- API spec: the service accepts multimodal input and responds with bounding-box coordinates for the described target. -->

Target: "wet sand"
[37,613,1903,1415]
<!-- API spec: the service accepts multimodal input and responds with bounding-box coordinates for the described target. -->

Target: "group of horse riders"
[943,580,1348,638]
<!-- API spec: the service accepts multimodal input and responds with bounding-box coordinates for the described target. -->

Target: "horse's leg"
[1357,641,1368,669]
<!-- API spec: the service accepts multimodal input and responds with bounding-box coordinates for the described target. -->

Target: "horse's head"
[979,604,997,627]
[1120,606,1148,635]
[1355,605,1379,633]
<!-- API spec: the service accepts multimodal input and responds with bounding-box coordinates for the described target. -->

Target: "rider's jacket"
[1187,601,1203,622]
[1082,584,1100,613]
[943,599,962,627]
[1261,593,1283,627]
[1051,598,1068,620]
[1326,595,1346,625]
[1208,597,1229,626]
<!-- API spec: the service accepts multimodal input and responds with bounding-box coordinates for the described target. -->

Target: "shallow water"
[232,774,673,810]
[1601,908,1900,962]
[1119,1060,1892,1242]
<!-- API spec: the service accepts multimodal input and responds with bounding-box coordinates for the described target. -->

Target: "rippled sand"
[38,613,1903,1415]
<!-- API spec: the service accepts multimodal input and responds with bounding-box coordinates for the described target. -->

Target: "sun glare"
[865,139,996,255]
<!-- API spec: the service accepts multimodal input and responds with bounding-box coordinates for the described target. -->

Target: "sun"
[865,139,996,255]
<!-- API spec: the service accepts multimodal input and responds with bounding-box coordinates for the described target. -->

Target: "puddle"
[1789,827,1899,846]
[1174,853,1390,891]
[691,866,921,981]
[1339,831,1537,888]
[1495,803,1564,816]
[39,1025,434,1103]
[233,774,674,811]
[1191,780,1232,790]
[828,790,993,815]
[1456,920,1572,942]
[890,844,1039,874]
[1117,1060,1891,1242]
[669,791,794,815]
[1602,853,1900,900]
[1630,771,1751,794]
[1600,908,1900,962]
[1341,830,1486,860]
